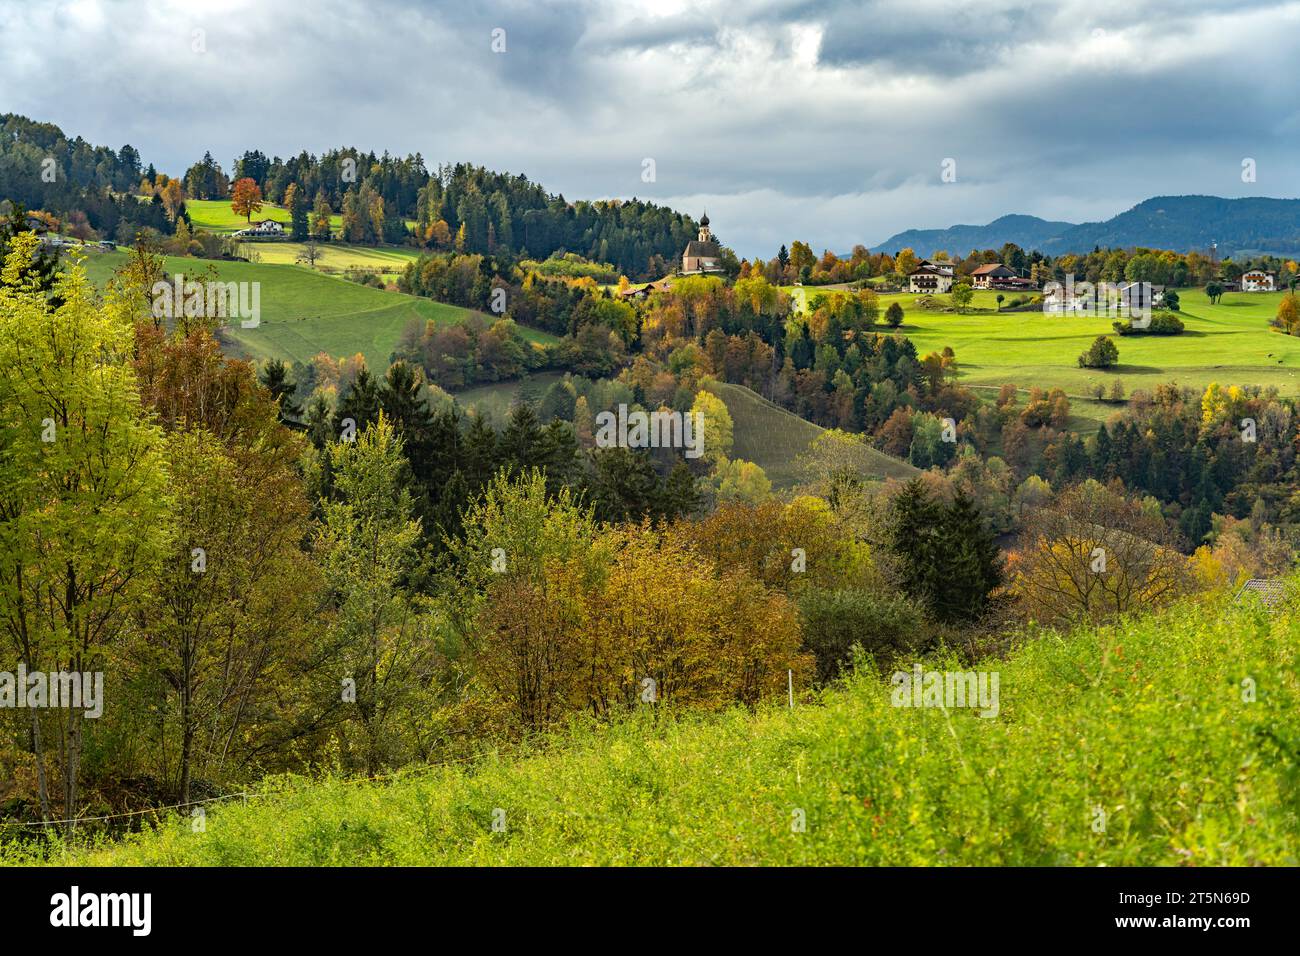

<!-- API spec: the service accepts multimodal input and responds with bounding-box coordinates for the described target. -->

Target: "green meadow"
[12,587,1297,866]
[183,198,311,233]
[185,199,426,277]
[80,251,556,373]
[183,198,417,237]
[789,284,1298,415]
[241,241,425,277]
[892,288,1300,400]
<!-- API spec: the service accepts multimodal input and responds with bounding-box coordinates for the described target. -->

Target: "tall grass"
[7,590,1297,866]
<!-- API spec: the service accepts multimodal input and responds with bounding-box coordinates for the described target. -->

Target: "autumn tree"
[310,190,333,240]
[0,236,169,826]
[689,388,734,468]
[0,202,61,298]
[1010,480,1192,624]
[230,177,264,225]
[894,248,919,277]
[1272,292,1300,335]
[315,415,428,774]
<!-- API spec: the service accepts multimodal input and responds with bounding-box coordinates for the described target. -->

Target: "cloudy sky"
[2,0,1298,257]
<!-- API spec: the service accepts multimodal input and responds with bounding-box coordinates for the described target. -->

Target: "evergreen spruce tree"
[259,358,302,422]
[333,368,381,436]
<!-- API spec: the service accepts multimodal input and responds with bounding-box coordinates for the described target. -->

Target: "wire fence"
[0,743,533,832]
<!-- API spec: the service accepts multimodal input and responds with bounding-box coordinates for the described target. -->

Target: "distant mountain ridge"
[874,214,1077,259]
[875,196,1300,258]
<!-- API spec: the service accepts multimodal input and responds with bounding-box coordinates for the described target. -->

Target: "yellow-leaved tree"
[0,235,169,828]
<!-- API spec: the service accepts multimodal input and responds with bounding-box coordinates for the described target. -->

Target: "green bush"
[1112,311,1184,335]
[1077,334,1118,368]
[798,587,925,681]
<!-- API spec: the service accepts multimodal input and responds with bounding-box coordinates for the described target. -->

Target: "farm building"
[908,259,955,294]
[970,263,1018,289]
[1117,282,1166,312]
[1241,270,1276,292]
[1234,578,1290,610]
[618,278,673,300]
[235,220,285,238]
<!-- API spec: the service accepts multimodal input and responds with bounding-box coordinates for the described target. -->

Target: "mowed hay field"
[81,251,556,373]
[709,381,918,487]
[185,200,425,278]
[242,242,425,278]
[891,288,1300,399]
[15,588,1298,866]
[790,285,1300,415]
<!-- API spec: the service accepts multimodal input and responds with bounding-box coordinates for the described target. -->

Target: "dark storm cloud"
[0,0,1296,257]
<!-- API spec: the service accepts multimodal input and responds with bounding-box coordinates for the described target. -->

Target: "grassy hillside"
[895,288,1300,398]
[436,377,916,487]
[453,372,567,424]
[80,250,556,373]
[787,285,1300,403]
[15,588,1297,866]
[184,198,417,237]
[240,241,425,278]
[710,381,919,487]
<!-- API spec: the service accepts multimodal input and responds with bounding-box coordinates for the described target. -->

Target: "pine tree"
[286,183,310,241]
[589,447,660,524]
[0,202,61,301]
[934,491,1004,623]
[333,368,381,436]
[259,358,302,422]
[887,479,944,609]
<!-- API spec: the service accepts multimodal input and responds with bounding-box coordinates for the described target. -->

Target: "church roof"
[684,239,721,258]
[699,211,709,226]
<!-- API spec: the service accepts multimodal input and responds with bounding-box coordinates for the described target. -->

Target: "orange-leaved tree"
[230,176,263,224]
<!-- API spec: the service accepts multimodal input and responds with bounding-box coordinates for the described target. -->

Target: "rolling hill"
[79,250,557,373]
[709,381,918,487]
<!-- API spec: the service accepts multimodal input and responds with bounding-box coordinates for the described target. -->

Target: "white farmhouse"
[1241,270,1276,292]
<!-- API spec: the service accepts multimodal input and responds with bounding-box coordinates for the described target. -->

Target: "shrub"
[1078,335,1118,368]
[344,267,383,288]
[1112,311,1184,335]
[798,587,925,682]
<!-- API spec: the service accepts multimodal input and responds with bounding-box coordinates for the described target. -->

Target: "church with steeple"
[680,212,724,274]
